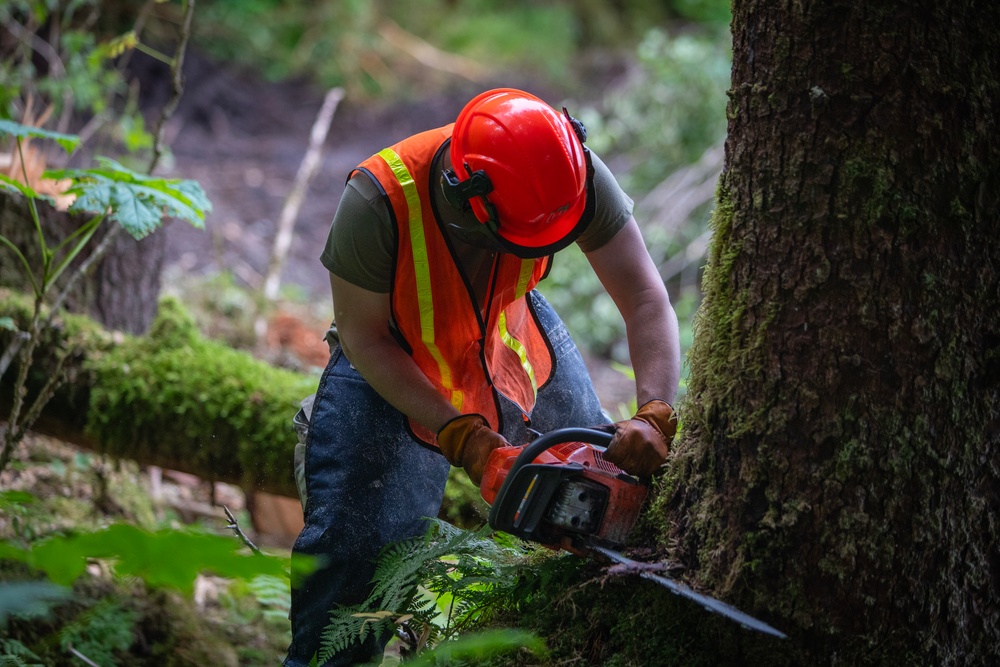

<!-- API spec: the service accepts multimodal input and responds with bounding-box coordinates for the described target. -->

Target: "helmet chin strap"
[446,221,506,252]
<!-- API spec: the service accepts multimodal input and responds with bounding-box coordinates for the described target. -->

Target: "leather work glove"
[437,414,511,486]
[603,400,677,477]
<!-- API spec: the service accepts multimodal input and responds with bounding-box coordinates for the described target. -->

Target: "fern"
[319,519,561,664]
[0,581,72,625]
[0,638,43,667]
[58,598,136,666]
[248,574,293,622]
[317,604,358,658]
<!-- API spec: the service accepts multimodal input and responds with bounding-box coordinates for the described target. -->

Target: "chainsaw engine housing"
[481,428,647,550]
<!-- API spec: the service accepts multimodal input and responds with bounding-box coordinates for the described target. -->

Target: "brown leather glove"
[604,400,677,477]
[437,414,511,486]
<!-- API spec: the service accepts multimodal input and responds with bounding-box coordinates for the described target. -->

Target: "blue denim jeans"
[284,291,608,666]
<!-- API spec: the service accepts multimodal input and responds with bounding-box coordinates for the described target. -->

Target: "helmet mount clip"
[441,163,500,234]
[562,107,588,144]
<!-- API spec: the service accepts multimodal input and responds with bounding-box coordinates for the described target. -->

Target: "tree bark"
[0,191,162,334]
[88,224,165,334]
[664,0,1000,663]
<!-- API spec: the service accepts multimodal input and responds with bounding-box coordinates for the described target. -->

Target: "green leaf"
[0,490,36,506]
[0,172,41,200]
[0,541,29,564]
[48,158,211,240]
[0,119,81,155]
[8,524,289,593]
[407,629,548,666]
[67,181,161,239]
[94,31,139,59]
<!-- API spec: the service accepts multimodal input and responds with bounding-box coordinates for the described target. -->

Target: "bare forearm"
[586,219,682,407]
[330,273,461,434]
[625,293,681,405]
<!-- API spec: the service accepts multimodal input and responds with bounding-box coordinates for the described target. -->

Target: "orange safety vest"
[352,125,555,446]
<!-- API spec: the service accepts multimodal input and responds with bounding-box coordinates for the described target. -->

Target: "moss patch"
[84,295,316,495]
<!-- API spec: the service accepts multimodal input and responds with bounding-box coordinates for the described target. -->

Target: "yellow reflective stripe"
[378,148,463,410]
[498,258,538,396]
[514,257,535,299]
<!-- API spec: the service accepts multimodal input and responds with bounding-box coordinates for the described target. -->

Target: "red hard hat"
[447,88,593,257]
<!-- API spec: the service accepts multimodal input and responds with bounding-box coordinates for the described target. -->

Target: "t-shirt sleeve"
[574,151,635,253]
[321,172,395,293]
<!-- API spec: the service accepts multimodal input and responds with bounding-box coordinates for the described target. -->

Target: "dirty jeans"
[283,291,609,666]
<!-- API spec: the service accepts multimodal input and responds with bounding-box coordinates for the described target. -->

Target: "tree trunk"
[0,191,162,334]
[664,0,1000,663]
[88,225,165,334]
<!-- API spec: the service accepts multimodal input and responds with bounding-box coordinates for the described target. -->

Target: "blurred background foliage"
[2,0,732,394]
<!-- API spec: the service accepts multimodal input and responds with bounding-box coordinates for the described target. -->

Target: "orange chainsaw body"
[480,429,648,551]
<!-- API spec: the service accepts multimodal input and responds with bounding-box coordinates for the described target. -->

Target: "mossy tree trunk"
[662,0,999,663]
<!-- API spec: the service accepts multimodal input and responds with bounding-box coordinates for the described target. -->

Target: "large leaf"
[48,157,211,240]
[2,524,290,594]
[407,629,548,666]
[0,172,47,202]
[0,119,81,155]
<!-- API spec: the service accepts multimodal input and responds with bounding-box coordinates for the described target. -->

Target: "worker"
[284,88,681,666]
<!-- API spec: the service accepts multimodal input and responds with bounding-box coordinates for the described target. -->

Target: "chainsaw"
[479,427,787,639]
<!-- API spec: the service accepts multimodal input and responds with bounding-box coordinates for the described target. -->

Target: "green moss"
[84,296,315,493]
[144,295,202,349]
[487,564,802,667]
[684,178,779,440]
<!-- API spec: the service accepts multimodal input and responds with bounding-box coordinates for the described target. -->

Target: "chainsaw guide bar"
[481,427,787,639]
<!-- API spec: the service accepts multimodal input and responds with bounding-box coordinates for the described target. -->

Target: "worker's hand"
[437,414,511,486]
[604,400,677,477]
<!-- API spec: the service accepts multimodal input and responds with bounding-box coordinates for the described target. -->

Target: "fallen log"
[1,290,315,498]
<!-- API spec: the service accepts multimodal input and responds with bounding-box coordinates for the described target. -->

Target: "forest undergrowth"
[0,428,295,666]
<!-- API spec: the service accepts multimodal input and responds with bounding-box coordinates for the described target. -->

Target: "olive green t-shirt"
[321,150,634,293]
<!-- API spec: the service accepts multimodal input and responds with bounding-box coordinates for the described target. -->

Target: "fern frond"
[0,637,42,667]
[318,603,368,662]
[248,574,291,616]
[321,517,552,662]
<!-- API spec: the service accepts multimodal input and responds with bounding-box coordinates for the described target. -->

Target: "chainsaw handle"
[509,427,613,478]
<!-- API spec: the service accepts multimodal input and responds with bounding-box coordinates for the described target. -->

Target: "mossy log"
[1,290,315,498]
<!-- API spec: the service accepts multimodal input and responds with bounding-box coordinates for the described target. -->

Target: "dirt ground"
[158,51,552,300]
[161,60,438,300]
